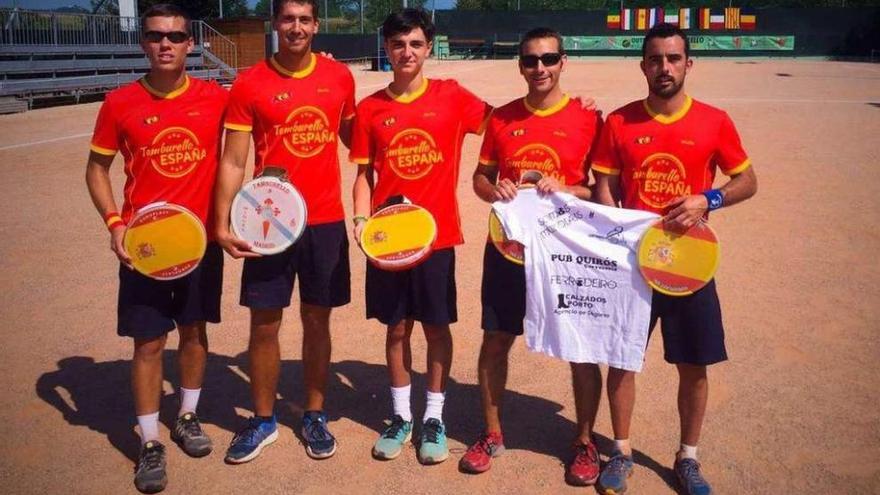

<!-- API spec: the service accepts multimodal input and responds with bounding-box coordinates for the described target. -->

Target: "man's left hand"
[664,194,708,230]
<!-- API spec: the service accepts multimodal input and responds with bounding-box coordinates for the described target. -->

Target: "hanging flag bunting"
[725,7,741,29]
[679,8,692,29]
[637,8,649,30]
[699,8,711,30]
[740,8,756,30]
[622,8,633,31]
[607,9,621,29]
[710,9,725,30]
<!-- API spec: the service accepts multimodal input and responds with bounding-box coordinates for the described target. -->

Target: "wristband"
[103,211,125,231]
[702,189,724,211]
[352,215,368,225]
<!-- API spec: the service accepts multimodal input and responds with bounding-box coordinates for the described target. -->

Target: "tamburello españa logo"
[277,106,335,158]
[386,129,444,180]
[634,152,690,208]
[144,126,206,178]
[506,144,563,182]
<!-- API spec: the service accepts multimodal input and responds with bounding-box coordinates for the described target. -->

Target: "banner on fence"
[563,35,795,51]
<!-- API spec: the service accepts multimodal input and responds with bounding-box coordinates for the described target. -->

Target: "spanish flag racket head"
[360,203,437,271]
[637,219,720,297]
[488,210,524,265]
[230,175,308,255]
[123,202,207,281]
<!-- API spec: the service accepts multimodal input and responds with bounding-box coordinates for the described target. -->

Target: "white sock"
[137,412,160,445]
[179,387,201,416]
[390,385,412,422]
[614,438,632,455]
[679,443,698,460]
[423,390,446,423]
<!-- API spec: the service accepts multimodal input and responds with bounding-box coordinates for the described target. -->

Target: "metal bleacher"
[0,8,238,112]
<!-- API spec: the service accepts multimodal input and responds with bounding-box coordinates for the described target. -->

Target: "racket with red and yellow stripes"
[637,219,720,296]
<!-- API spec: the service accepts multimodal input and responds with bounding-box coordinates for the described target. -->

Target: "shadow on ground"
[36,352,674,489]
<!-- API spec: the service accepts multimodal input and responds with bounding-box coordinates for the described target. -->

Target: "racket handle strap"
[702,189,724,211]
[352,215,368,225]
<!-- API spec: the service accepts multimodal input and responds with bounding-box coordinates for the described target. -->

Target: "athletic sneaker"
[566,441,600,486]
[674,457,713,495]
[134,441,167,494]
[301,410,337,459]
[224,416,279,464]
[372,415,413,460]
[598,451,634,494]
[459,431,505,473]
[418,418,449,465]
[171,412,213,457]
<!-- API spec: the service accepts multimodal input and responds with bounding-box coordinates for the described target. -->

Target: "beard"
[649,75,684,99]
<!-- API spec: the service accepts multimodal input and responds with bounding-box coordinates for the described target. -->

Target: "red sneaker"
[566,441,600,486]
[459,432,505,473]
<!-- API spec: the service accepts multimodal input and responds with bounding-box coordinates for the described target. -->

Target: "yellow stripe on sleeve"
[90,143,117,156]
[724,158,751,176]
[224,123,253,132]
[591,163,621,176]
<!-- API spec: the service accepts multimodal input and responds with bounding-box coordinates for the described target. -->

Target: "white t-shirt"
[493,189,659,371]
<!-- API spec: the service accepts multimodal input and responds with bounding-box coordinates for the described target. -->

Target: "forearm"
[717,166,758,208]
[85,154,119,217]
[213,132,250,235]
[592,173,620,207]
[564,184,591,201]
[473,165,499,203]
[352,166,373,217]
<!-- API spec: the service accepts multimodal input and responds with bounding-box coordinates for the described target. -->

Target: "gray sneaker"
[171,412,213,457]
[134,441,167,494]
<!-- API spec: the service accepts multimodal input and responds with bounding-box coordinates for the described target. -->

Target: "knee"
[481,333,514,360]
[677,363,707,383]
[300,304,330,330]
[607,368,634,389]
[133,336,166,361]
[178,324,206,347]
[423,325,452,345]
[386,322,411,343]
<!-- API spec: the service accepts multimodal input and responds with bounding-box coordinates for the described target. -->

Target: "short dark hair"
[382,8,435,42]
[642,23,690,58]
[519,27,564,56]
[141,3,191,35]
[273,0,320,20]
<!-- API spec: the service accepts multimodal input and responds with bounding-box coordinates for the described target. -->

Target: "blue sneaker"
[598,451,634,494]
[372,415,413,460]
[674,457,713,495]
[224,416,278,464]
[418,418,449,465]
[301,410,337,459]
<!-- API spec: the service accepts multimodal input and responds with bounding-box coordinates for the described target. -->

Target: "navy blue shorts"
[240,221,351,309]
[481,243,526,335]
[117,242,223,340]
[649,279,727,366]
[366,248,457,326]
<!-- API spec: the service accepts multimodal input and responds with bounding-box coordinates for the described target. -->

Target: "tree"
[137,0,250,19]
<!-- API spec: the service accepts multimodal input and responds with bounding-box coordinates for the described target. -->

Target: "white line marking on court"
[0,132,91,151]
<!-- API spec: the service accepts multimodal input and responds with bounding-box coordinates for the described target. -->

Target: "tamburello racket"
[487,170,543,265]
[360,203,437,271]
[123,202,207,280]
[637,219,720,296]
[231,167,308,255]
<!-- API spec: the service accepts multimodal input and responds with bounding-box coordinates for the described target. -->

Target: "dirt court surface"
[0,58,878,494]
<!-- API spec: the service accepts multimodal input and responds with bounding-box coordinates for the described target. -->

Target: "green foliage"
[137,0,250,19]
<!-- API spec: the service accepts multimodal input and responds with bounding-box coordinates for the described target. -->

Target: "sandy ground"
[0,58,878,494]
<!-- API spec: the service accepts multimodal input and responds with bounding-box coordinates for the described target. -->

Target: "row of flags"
[607,7,757,31]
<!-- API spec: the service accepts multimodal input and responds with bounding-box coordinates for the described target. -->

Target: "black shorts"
[649,279,727,366]
[365,248,457,326]
[480,243,526,335]
[240,221,351,309]
[117,242,223,340]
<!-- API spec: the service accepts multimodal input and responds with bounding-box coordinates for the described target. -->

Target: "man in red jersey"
[349,8,492,465]
[459,27,605,486]
[214,0,355,463]
[85,4,227,493]
[592,23,757,495]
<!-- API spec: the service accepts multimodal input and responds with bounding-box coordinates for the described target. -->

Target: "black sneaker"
[171,412,213,457]
[134,441,167,494]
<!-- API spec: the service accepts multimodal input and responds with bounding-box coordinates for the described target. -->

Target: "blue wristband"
[703,189,724,211]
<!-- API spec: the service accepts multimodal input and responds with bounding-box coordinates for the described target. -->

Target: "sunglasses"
[520,53,562,69]
[143,30,190,44]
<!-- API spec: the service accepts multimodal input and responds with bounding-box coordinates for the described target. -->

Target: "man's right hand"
[216,229,261,259]
[494,178,518,202]
[352,219,365,248]
[110,225,133,269]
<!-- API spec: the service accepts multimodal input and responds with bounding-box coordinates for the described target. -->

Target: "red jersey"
[479,95,602,185]
[591,96,750,214]
[350,78,491,249]
[224,53,355,225]
[90,75,228,235]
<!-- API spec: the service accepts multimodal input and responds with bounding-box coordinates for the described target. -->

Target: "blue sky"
[3,0,456,11]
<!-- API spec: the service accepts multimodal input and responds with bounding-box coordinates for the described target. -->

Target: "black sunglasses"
[143,30,190,44]
[520,53,562,69]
